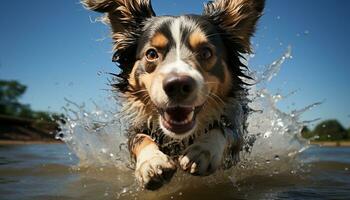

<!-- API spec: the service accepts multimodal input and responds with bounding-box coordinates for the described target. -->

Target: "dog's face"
[131,16,233,138]
[83,0,264,139]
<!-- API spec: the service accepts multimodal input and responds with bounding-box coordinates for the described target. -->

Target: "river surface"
[0,144,349,200]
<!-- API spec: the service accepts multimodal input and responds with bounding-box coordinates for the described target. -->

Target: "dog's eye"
[145,49,159,61]
[199,47,213,60]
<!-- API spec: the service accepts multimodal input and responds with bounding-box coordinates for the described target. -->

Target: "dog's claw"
[135,152,177,190]
[179,144,221,176]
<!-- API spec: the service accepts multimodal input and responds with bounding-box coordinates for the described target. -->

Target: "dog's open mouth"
[159,106,201,134]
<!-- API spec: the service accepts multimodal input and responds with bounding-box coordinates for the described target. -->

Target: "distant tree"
[0,80,27,102]
[348,128,350,139]
[0,80,28,116]
[32,111,52,121]
[18,104,34,118]
[301,126,314,139]
[313,120,347,141]
[0,80,64,123]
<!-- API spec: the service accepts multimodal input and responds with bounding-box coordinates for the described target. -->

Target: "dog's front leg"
[130,134,177,190]
[178,129,230,176]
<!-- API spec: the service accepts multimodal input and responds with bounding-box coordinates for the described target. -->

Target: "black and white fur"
[82,0,265,190]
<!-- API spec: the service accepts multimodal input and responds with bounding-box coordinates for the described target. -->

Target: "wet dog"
[82,0,264,190]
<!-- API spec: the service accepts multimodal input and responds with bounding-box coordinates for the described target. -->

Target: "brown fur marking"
[151,33,169,49]
[131,134,157,156]
[188,30,208,50]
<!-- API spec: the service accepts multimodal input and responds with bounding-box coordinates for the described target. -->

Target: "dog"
[82,0,265,190]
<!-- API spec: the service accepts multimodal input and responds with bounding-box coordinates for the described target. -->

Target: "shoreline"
[310,141,350,147]
[0,115,59,144]
[0,140,63,145]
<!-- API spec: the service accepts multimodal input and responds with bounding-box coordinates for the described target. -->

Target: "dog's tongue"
[165,107,193,122]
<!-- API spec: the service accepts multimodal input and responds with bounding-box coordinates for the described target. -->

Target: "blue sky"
[0,0,349,128]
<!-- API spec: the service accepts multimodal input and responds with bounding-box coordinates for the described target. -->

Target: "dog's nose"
[163,75,196,99]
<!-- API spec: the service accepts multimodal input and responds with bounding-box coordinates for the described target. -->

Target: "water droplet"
[266,160,271,164]
[274,155,280,161]
[345,168,349,171]
[121,187,128,193]
[264,131,272,138]
[179,192,183,196]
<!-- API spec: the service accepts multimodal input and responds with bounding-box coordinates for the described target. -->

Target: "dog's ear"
[203,0,265,53]
[82,0,155,92]
[82,0,155,52]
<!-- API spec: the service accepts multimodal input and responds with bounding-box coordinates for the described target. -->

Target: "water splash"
[232,46,319,177]
[257,45,292,83]
[56,98,130,168]
[57,46,319,197]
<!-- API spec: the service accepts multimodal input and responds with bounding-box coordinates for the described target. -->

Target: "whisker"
[206,32,230,39]
[209,92,226,105]
[130,89,148,95]
[204,81,217,85]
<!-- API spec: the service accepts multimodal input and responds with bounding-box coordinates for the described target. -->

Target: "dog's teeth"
[164,110,195,126]
[164,112,171,121]
[187,111,194,121]
[173,120,184,125]
[170,120,178,125]
[169,119,188,125]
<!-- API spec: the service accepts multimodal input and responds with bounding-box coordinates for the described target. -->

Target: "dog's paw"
[135,150,176,190]
[178,143,222,176]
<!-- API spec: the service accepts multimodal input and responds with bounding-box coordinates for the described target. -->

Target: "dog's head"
[83,0,265,139]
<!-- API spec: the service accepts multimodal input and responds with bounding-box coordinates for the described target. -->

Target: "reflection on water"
[0,144,349,200]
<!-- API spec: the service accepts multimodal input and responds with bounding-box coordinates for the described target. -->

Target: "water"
[1,47,349,199]
[0,144,349,200]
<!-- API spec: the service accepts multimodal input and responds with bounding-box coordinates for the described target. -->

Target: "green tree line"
[0,80,63,122]
[302,120,350,141]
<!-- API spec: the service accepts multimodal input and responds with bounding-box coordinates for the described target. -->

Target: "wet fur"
[82,0,264,190]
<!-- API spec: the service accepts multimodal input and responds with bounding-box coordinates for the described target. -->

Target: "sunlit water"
[1,47,349,199]
[0,145,349,200]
